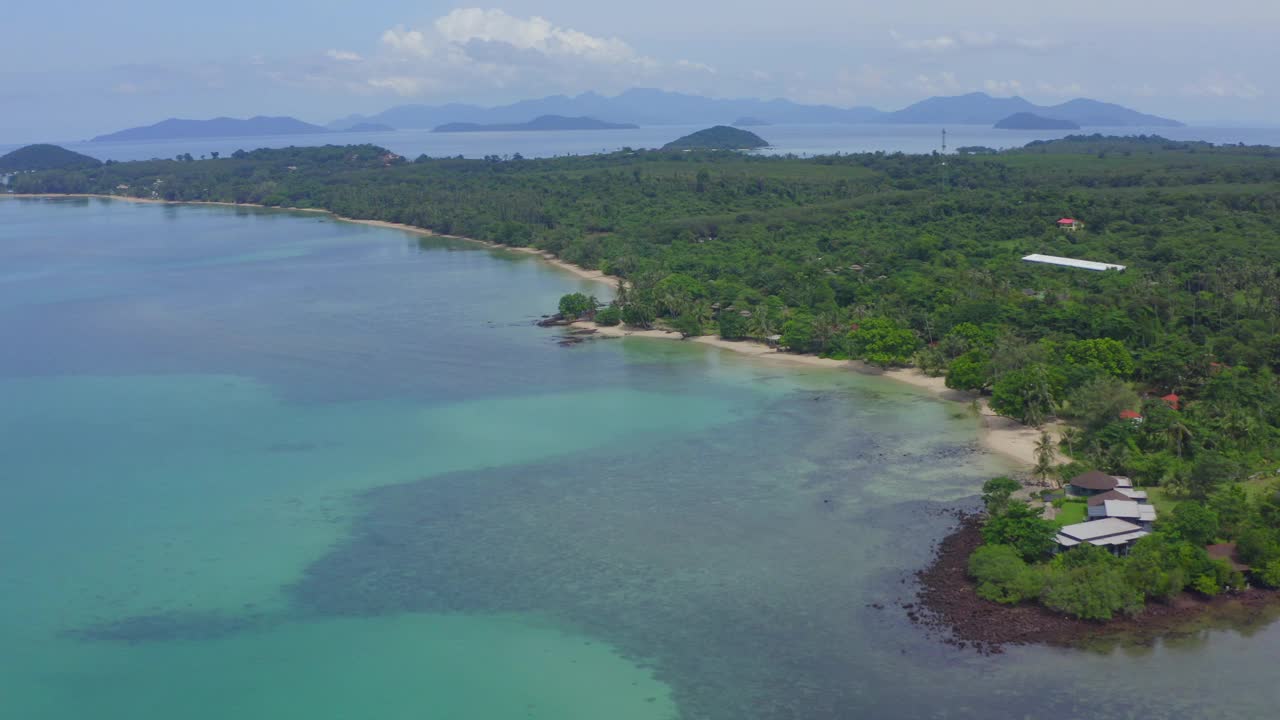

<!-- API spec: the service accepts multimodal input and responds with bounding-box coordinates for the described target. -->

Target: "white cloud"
[1182,73,1262,100]
[891,30,1061,54]
[325,49,363,62]
[341,8,721,100]
[1035,80,1084,97]
[379,27,433,58]
[983,79,1023,96]
[432,8,638,64]
[676,59,716,74]
[908,71,962,95]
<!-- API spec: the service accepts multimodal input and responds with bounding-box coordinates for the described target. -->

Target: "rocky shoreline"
[912,513,1280,654]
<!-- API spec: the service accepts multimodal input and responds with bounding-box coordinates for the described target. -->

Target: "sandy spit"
[7,192,1051,467]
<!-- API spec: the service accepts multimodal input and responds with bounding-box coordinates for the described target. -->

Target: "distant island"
[92,116,328,143]
[340,122,395,133]
[663,126,769,151]
[432,115,639,133]
[732,116,771,127]
[0,144,102,172]
[995,113,1082,130]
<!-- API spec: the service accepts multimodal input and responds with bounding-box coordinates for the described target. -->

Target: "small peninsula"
[432,115,639,133]
[995,113,1082,130]
[0,144,102,172]
[662,126,769,150]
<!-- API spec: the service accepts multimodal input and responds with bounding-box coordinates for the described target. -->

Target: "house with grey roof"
[1055,518,1149,555]
[1087,499,1157,529]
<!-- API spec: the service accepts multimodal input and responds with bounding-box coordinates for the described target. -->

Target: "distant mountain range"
[889,94,1178,127]
[91,116,329,142]
[87,90,1183,144]
[335,89,1182,130]
[433,115,639,133]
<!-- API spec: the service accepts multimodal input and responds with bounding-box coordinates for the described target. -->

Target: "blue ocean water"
[6,122,1279,163]
[2,197,1278,719]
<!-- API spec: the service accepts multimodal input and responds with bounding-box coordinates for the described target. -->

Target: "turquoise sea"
[3,197,1279,719]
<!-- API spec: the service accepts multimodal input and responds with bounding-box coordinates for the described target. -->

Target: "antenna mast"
[941,128,947,154]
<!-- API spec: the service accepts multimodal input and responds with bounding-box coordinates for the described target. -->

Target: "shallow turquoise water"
[3,197,1278,719]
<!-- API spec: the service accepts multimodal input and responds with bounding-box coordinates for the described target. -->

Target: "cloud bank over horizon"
[1,3,1274,142]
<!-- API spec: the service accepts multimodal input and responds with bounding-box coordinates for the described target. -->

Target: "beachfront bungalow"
[1021,254,1126,272]
[1056,518,1148,555]
[1057,218,1082,231]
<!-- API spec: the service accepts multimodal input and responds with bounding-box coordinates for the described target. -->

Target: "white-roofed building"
[1115,488,1148,502]
[1055,518,1149,554]
[1022,254,1127,272]
[1087,499,1157,529]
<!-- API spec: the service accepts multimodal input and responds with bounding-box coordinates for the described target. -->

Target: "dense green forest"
[0,143,101,172]
[12,137,1280,504]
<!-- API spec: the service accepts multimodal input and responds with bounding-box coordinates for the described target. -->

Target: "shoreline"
[912,514,1280,653]
[574,321,1054,467]
[6,192,1049,467]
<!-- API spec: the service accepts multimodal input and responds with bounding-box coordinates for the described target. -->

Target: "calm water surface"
[6,123,1280,162]
[2,198,1278,719]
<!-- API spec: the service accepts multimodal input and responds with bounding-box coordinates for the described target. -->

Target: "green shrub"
[1191,574,1221,597]
[594,305,622,326]
[558,293,596,320]
[969,545,1043,604]
[981,502,1057,562]
[1256,560,1280,589]
[1041,564,1144,620]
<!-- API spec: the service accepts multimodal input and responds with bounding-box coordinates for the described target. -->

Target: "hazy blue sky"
[4,1,1276,141]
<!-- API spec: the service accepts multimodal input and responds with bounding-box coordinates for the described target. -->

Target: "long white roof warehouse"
[1022,254,1126,272]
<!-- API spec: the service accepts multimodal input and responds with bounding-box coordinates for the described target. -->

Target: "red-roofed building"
[1119,409,1143,422]
[1161,393,1180,410]
[1057,218,1082,231]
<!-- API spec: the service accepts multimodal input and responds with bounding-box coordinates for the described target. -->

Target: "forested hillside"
[13,136,1280,495]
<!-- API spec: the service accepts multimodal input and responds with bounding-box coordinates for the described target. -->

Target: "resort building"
[1057,218,1082,231]
[1056,518,1148,554]
[1021,254,1126,272]
[1067,471,1133,497]
[1087,498,1157,529]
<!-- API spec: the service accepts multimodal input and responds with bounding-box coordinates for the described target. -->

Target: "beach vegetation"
[558,293,597,320]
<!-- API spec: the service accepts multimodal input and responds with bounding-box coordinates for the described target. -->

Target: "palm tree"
[1034,431,1058,488]
[1165,419,1193,458]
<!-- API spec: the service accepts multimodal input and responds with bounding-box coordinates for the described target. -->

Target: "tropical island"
[994,112,1081,130]
[9,134,1280,641]
[662,126,769,150]
[433,115,639,133]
